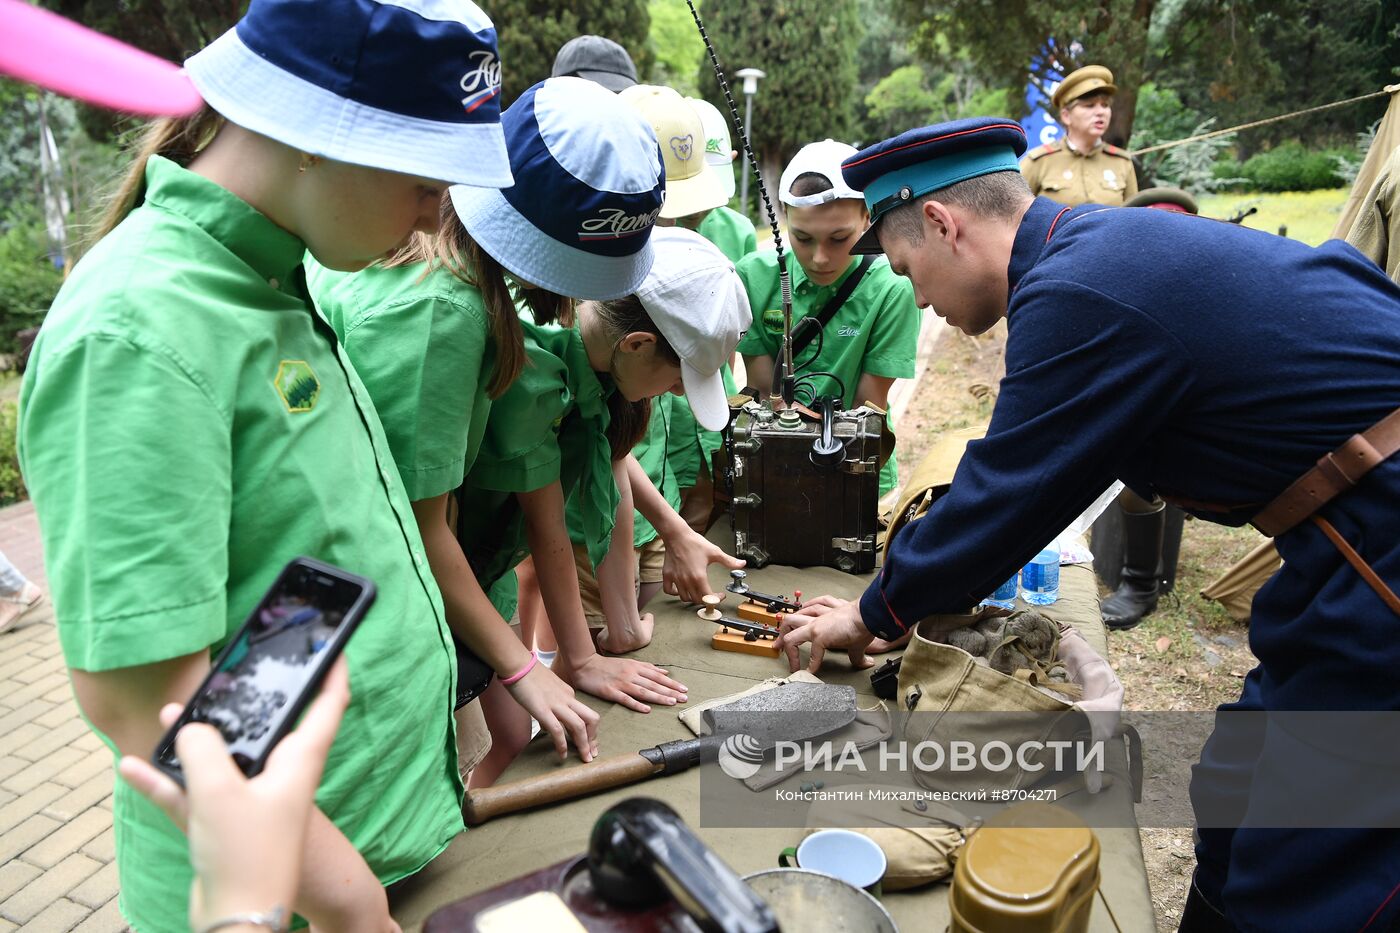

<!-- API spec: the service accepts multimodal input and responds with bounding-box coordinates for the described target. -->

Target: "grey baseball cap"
[551,35,638,93]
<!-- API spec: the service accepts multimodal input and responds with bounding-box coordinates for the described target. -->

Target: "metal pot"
[744,868,898,933]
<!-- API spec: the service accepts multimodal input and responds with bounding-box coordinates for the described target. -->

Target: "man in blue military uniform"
[774,116,1400,932]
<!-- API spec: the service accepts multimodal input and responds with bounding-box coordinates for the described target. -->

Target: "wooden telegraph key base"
[737,601,788,627]
[699,595,781,658]
[711,629,781,658]
[728,570,802,629]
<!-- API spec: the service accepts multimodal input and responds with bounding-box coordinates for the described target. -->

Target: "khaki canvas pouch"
[896,612,1123,796]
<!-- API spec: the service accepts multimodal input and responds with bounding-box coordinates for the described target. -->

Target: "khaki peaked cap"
[1053,65,1117,110]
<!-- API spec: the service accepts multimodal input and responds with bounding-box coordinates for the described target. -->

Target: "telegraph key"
[699,593,782,658]
[726,570,802,628]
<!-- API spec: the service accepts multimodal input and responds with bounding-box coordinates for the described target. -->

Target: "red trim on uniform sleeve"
[880,587,910,633]
[1359,879,1400,932]
[1045,206,1073,242]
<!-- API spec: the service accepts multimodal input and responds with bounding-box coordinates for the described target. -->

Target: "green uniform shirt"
[17,157,463,933]
[307,260,498,500]
[630,394,683,547]
[456,321,619,615]
[735,251,919,495]
[694,205,758,265]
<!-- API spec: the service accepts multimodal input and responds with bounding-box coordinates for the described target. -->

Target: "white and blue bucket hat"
[184,0,512,189]
[450,76,665,301]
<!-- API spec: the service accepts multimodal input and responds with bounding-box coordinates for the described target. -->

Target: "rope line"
[1129,86,1394,157]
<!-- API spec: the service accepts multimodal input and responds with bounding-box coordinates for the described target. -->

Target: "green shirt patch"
[274,359,319,412]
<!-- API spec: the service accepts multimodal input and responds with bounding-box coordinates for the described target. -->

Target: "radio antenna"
[684,0,795,410]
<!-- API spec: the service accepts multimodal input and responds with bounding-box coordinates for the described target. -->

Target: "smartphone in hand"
[152,557,375,783]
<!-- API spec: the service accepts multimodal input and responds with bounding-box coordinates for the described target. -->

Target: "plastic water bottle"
[980,574,1019,610]
[1020,548,1060,606]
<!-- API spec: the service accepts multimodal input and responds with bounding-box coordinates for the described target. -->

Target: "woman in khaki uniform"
[1020,65,1139,206]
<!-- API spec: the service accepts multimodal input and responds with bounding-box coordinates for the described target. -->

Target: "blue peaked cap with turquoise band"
[842,117,1028,255]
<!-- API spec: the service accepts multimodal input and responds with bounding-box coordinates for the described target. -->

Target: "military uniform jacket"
[862,197,1400,715]
[1020,138,1138,206]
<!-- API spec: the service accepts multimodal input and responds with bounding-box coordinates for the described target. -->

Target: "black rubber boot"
[1102,503,1166,630]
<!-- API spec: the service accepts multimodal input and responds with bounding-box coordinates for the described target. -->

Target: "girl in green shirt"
[317,78,729,788]
[461,226,751,782]
[18,4,514,931]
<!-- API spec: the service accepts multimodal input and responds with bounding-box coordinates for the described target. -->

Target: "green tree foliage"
[886,0,1395,151]
[887,0,1161,142]
[0,206,62,357]
[1129,82,1242,194]
[852,0,913,141]
[1150,0,1398,154]
[863,67,1010,139]
[1238,142,1346,192]
[0,400,25,506]
[648,0,706,97]
[0,82,42,218]
[0,81,119,323]
[864,66,939,140]
[694,0,861,211]
[486,0,652,105]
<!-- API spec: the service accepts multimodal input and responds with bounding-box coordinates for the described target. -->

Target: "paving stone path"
[1,502,126,933]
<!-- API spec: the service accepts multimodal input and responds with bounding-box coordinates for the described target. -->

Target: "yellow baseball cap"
[620,84,727,219]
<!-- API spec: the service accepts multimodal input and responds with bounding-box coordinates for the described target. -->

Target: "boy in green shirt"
[737,139,921,497]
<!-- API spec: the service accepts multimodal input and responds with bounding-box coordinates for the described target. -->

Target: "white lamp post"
[734,67,765,213]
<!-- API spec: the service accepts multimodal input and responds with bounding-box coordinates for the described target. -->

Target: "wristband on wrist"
[196,906,289,933]
[500,653,538,686]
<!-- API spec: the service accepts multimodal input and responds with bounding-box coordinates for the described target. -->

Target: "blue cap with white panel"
[450,76,666,300]
[185,0,512,188]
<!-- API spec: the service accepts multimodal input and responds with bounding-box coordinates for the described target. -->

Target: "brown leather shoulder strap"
[1312,516,1400,617]
[1252,406,1400,537]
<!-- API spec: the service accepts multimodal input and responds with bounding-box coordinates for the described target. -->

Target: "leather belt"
[1248,405,1400,618]
[1252,406,1400,538]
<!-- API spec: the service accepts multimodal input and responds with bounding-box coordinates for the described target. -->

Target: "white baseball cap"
[620,84,727,219]
[688,96,736,202]
[635,228,752,431]
[780,139,864,208]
